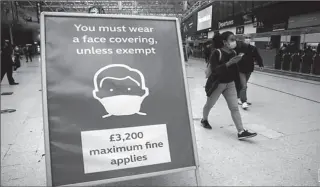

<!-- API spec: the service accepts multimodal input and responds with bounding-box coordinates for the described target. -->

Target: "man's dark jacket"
[235,41,264,73]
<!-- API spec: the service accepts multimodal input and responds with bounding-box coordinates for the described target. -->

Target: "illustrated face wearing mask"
[224,34,237,49]
[93,64,149,118]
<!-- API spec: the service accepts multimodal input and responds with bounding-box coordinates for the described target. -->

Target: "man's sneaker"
[9,82,19,85]
[201,119,212,129]
[238,98,242,105]
[242,102,249,109]
[246,101,252,105]
[238,130,257,140]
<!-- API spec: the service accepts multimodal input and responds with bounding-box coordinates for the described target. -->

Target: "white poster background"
[197,6,212,31]
[81,124,171,174]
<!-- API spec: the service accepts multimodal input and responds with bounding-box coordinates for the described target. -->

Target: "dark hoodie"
[235,41,263,73]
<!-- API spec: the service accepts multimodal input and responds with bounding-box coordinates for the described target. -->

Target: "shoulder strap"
[216,49,222,61]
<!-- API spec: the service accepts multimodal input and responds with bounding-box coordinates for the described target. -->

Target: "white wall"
[253,37,270,42]
[304,33,320,43]
[244,23,256,35]
[281,35,291,42]
[208,31,214,39]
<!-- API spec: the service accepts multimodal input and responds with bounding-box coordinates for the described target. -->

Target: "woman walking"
[201,31,257,140]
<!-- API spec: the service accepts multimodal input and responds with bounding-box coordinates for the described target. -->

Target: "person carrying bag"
[201,31,257,140]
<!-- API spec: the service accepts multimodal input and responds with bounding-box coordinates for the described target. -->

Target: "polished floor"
[1,57,320,186]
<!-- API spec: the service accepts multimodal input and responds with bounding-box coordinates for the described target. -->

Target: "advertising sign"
[41,12,199,186]
[194,32,208,40]
[236,26,244,35]
[197,5,212,31]
[288,11,320,29]
[217,15,244,30]
[181,14,197,38]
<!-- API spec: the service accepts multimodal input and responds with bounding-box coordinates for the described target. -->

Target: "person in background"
[24,46,32,62]
[28,45,33,62]
[204,43,211,64]
[1,41,18,85]
[13,45,22,71]
[187,45,193,58]
[317,43,320,54]
[201,31,257,140]
[235,37,264,109]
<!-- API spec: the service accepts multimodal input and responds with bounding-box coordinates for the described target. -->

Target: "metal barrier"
[274,53,320,75]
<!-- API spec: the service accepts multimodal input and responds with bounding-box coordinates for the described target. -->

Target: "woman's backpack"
[205,49,222,78]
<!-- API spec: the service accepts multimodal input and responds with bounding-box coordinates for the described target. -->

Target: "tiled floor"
[1,57,319,186]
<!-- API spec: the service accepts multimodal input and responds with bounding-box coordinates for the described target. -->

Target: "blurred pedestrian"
[24,46,33,62]
[13,45,22,71]
[235,38,264,109]
[1,41,18,85]
[204,43,211,64]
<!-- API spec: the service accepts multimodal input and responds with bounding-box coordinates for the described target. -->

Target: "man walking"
[1,41,18,85]
[235,37,263,109]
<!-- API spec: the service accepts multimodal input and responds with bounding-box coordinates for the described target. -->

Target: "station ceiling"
[12,0,212,17]
[2,0,213,32]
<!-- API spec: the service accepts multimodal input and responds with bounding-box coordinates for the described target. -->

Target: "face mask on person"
[228,41,237,49]
[244,39,251,44]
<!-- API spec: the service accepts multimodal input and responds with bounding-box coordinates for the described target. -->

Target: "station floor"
[1,57,320,186]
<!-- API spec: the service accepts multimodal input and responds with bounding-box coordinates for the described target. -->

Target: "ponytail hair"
[212,32,223,49]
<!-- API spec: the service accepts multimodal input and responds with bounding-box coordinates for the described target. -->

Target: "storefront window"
[233,1,246,15]
[245,1,253,12]
[212,1,220,21]
[253,1,270,8]
[225,1,234,17]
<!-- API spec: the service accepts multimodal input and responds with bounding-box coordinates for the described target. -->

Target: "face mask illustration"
[93,64,149,118]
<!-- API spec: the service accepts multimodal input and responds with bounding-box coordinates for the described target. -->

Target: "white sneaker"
[238,99,242,105]
[242,102,249,109]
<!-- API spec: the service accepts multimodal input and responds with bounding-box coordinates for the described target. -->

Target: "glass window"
[212,2,220,21]
[245,1,253,12]
[226,1,233,17]
[220,1,231,20]
[253,1,269,8]
[233,1,246,15]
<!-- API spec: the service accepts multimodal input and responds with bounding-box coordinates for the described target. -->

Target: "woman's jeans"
[238,72,251,102]
[203,82,244,132]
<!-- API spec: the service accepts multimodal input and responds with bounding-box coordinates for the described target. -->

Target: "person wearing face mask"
[201,31,257,140]
[235,36,264,109]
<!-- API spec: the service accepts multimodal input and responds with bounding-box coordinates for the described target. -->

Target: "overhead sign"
[288,11,320,29]
[272,22,287,31]
[236,26,244,35]
[195,32,208,40]
[218,19,234,29]
[181,14,197,37]
[243,14,254,24]
[41,12,198,186]
[197,5,212,31]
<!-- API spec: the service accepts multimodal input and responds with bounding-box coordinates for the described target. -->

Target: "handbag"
[205,49,222,78]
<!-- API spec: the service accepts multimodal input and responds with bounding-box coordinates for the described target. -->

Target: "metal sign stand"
[1,92,14,95]
[1,92,16,114]
[41,12,201,187]
[1,109,16,114]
